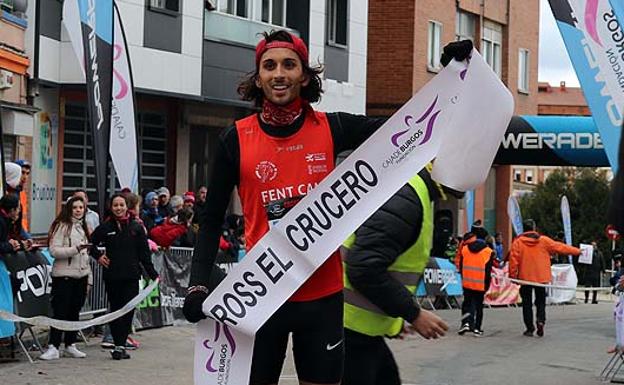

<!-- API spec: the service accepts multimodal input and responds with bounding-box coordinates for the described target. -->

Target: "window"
[518,48,530,93]
[525,169,534,183]
[456,11,476,41]
[261,0,286,26]
[428,21,442,71]
[482,21,502,77]
[514,169,521,182]
[149,0,180,13]
[327,0,348,47]
[215,0,249,18]
[63,103,168,211]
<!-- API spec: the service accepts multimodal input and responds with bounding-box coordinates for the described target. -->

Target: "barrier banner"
[135,250,190,329]
[0,261,14,338]
[1,251,52,318]
[195,50,514,385]
[415,257,462,297]
[547,264,578,304]
[485,265,519,306]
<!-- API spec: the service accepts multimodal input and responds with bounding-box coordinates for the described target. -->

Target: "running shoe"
[473,329,484,337]
[536,322,544,337]
[458,324,471,335]
[125,336,140,350]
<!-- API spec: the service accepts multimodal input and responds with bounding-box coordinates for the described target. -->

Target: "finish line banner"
[195,51,514,385]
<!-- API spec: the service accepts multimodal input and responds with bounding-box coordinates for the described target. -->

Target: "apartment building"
[367,0,540,245]
[18,0,366,234]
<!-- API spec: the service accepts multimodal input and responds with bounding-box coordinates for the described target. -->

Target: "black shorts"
[249,291,344,385]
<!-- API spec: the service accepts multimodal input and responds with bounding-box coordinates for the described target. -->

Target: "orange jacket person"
[509,219,580,337]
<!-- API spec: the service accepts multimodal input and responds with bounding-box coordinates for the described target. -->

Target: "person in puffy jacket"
[90,193,159,360]
[149,208,193,248]
[509,219,581,337]
[40,196,92,361]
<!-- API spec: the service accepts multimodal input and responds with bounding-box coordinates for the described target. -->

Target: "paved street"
[0,301,617,385]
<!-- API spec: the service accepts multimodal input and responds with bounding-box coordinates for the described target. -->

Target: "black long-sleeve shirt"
[189,110,386,286]
[90,219,158,281]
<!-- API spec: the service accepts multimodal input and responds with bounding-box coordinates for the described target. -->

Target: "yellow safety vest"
[343,174,433,337]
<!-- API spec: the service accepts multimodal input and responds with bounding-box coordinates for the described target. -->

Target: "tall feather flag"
[63,0,140,212]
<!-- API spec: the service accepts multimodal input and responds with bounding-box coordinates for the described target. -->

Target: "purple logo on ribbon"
[391,96,440,147]
[203,323,237,373]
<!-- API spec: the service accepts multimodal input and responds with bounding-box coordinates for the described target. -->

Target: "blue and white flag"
[507,195,523,236]
[465,190,475,231]
[561,195,574,263]
[547,0,624,170]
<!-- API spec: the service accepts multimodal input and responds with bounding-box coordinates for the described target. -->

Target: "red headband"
[255,34,309,67]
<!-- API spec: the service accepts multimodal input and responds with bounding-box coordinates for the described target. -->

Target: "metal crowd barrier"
[79,247,198,319]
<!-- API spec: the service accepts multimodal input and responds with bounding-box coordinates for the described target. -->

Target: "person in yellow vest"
[342,169,453,385]
[455,227,495,337]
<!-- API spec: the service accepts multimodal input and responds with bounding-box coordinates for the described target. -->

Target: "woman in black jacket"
[90,193,158,360]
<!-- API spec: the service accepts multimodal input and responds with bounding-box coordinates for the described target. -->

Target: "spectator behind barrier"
[150,208,194,248]
[169,195,183,215]
[156,187,172,217]
[141,191,163,232]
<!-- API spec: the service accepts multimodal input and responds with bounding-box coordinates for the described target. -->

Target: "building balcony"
[204,10,297,47]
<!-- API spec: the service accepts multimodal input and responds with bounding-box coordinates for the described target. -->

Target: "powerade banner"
[415,257,462,297]
[1,251,52,319]
[507,195,524,236]
[77,0,113,210]
[0,261,14,338]
[547,0,624,170]
[495,116,608,166]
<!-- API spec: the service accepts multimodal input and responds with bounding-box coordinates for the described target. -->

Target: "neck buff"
[261,97,307,127]
[113,212,130,225]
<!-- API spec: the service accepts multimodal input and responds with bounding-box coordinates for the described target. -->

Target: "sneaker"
[39,345,60,361]
[458,324,471,335]
[523,329,534,337]
[536,322,544,337]
[101,335,114,349]
[111,347,131,360]
[125,336,140,350]
[473,329,484,337]
[64,344,86,358]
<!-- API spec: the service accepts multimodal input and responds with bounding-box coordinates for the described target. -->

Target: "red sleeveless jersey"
[236,111,343,302]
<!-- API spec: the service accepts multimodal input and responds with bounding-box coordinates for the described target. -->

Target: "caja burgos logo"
[255,161,278,183]
[203,322,237,383]
[383,96,441,168]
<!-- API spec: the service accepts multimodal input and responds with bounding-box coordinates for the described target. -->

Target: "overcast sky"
[538,0,580,86]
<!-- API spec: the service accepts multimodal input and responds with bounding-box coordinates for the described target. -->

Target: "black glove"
[183,289,209,323]
[440,40,473,67]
